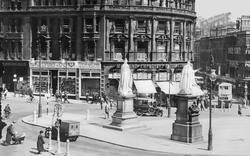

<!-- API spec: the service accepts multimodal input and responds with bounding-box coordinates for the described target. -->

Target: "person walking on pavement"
[238,103,242,116]
[37,130,45,154]
[104,100,110,119]
[4,104,11,118]
[0,120,7,140]
[63,91,70,103]
[3,87,8,99]
[5,121,16,145]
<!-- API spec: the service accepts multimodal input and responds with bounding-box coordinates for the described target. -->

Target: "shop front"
[29,60,101,99]
[0,61,29,92]
[79,61,101,99]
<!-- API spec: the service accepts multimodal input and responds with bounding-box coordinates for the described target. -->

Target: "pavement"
[21,98,250,156]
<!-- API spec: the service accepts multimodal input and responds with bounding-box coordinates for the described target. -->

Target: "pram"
[12,133,25,144]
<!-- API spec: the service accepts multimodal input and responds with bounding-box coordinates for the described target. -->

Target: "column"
[129,17,134,52]
[183,21,186,61]
[46,40,50,60]
[170,20,174,61]
[151,18,156,52]
[76,16,82,61]
[105,17,110,52]
[180,21,183,60]
[93,13,97,33]
[83,17,86,33]
[190,22,195,60]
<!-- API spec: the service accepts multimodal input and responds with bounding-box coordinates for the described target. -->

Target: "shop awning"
[134,80,157,94]
[156,81,180,95]
[156,81,205,96]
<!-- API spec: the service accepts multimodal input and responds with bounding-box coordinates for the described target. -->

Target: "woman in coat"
[37,130,45,154]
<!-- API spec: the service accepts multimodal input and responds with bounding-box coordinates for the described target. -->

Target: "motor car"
[134,97,163,117]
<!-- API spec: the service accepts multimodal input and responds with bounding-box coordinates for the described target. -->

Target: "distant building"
[195,13,235,39]
[195,28,250,97]
[236,15,250,31]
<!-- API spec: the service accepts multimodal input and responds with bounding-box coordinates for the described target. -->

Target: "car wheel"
[157,111,163,117]
[136,111,142,116]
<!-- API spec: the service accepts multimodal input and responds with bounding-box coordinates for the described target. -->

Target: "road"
[0,94,183,156]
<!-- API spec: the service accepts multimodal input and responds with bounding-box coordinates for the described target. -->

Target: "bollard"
[86,109,90,120]
[56,126,61,154]
[33,111,37,123]
[66,139,70,156]
[48,130,52,151]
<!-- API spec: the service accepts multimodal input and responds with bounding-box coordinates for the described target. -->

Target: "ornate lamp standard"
[208,67,217,151]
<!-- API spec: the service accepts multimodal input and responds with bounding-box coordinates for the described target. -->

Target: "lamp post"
[244,83,248,107]
[208,68,216,151]
[38,55,42,117]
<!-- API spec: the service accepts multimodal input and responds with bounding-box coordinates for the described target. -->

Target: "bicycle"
[26,96,36,104]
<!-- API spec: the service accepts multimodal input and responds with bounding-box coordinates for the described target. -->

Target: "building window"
[115,19,124,32]
[96,18,99,32]
[113,0,119,5]
[114,41,125,60]
[87,41,95,61]
[158,21,166,32]
[86,0,91,4]
[137,20,146,32]
[135,0,141,5]
[86,18,93,32]
[63,18,70,33]
[174,22,181,34]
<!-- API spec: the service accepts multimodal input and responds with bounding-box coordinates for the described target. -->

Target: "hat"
[12,121,16,124]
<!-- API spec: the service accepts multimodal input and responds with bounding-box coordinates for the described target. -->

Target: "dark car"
[134,98,163,117]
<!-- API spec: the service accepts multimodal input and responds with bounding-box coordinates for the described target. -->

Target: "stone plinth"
[104,95,145,131]
[171,94,203,143]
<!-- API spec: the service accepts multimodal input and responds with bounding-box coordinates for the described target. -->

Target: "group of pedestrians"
[197,96,209,111]
[55,90,70,103]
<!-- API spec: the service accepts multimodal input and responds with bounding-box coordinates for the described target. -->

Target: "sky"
[196,0,250,21]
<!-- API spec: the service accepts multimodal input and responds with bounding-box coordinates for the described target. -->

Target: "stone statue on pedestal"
[179,61,197,95]
[118,59,133,97]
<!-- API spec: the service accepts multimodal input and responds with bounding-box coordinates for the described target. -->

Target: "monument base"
[103,95,145,131]
[171,94,203,143]
[171,121,203,143]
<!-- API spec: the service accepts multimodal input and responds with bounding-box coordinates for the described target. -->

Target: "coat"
[37,134,45,152]
[6,125,14,144]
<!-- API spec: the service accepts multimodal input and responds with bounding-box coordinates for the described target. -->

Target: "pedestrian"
[37,130,45,154]
[0,120,7,140]
[4,104,11,118]
[221,100,225,112]
[238,104,242,116]
[104,100,110,119]
[63,91,70,103]
[3,87,8,99]
[5,121,16,145]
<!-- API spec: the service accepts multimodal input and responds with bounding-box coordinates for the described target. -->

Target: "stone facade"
[0,0,196,98]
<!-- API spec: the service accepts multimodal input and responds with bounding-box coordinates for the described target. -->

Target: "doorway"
[51,70,58,95]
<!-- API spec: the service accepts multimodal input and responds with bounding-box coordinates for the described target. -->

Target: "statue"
[118,59,133,97]
[179,61,197,95]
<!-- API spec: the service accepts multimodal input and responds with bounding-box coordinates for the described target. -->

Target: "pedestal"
[104,95,145,131]
[171,94,203,143]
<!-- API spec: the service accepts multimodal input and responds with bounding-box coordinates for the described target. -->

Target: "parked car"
[134,97,163,117]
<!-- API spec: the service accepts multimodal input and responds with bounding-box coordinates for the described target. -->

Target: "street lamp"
[208,68,216,151]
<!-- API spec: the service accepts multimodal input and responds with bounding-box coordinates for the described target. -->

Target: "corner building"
[0,0,196,99]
